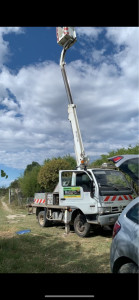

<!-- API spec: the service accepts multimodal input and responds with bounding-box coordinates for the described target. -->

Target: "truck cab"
[59,168,134,226]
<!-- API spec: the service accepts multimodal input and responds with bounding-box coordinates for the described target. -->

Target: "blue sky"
[0,27,138,187]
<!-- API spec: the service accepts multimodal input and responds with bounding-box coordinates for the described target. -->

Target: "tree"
[19,165,41,197]
[90,144,139,168]
[1,170,8,179]
[24,161,40,175]
[10,179,20,189]
[63,154,76,169]
[38,157,73,192]
[43,155,76,169]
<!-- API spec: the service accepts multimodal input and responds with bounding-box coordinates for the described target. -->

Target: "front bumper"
[98,213,121,226]
[87,212,121,226]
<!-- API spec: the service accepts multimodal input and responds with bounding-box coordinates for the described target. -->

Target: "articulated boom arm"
[59,36,88,169]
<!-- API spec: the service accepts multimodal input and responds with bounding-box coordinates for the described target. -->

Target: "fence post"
[9,189,11,205]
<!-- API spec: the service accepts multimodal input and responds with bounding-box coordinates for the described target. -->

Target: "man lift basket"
[56,27,76,48]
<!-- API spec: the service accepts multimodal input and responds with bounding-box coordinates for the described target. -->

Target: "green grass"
[0,197,112,273]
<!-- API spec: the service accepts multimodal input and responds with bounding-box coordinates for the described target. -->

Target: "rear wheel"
[38,211,50,227]
[74,214,90,237]
[118,262,138,273]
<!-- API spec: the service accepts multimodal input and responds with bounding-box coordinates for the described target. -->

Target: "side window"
[61,171,92,192]
[61,172,72,187]
[126,203,139,225]
[76,173,91,192]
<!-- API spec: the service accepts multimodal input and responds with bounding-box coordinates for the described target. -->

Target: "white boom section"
[68,103,86,168]
[57,27,88,169]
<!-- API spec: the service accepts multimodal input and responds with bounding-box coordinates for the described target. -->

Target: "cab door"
[59,171,83,205]
[59,170,94,214]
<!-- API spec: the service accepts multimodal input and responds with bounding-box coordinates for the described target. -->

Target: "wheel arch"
[71,208,84,224]
[113,256,137,273]
[36,207,45,217]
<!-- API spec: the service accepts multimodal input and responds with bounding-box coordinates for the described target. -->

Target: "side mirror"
[90,181,95,198]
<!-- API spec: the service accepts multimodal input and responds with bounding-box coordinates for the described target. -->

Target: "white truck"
[30,27,135,237]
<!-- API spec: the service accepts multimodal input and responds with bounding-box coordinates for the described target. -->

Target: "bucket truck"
[29,27,135,237]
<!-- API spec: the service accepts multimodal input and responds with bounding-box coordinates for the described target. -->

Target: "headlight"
[98,207,111,214]
[104,207,111,213]
[98,208,104,214]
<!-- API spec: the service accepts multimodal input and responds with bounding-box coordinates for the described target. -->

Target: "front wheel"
[74,214,90,237]
[118,262,138,273]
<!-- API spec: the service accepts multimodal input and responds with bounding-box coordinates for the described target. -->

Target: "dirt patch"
[0,197,26,221]
[6,214,26,224]
[1,197,12,213]
[0,230,15,239]
[6,214,26,220]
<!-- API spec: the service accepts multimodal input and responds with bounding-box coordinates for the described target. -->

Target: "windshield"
[93,169,132,196]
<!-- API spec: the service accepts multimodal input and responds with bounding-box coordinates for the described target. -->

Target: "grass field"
[0,196,112,273]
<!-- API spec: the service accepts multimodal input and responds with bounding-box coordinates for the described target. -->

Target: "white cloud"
[0,27,24,67]
[0,27,23,35]
[0,27,138,172]
[1,97,19,110]
[105,27,138,46]
[106,28,139,82]
[91,49,106,63]
[0,61,71,168]
[76,27,102,38]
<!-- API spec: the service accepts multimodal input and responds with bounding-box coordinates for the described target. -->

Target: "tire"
[38,211,50,227]
[118,262,138,273]
[74,214,90,237]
